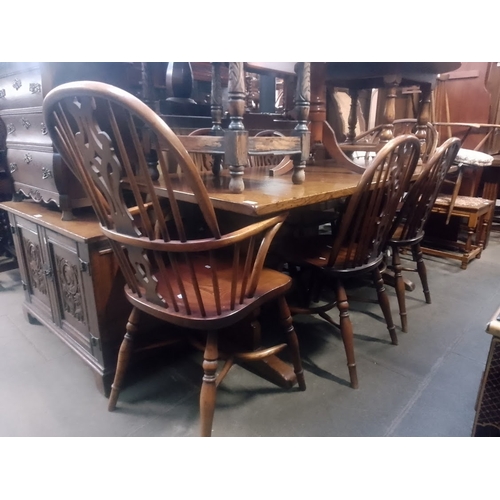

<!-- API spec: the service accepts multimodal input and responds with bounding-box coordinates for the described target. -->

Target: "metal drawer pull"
[12,79,22,90]
[7,123,15,134]
[21,117,31,129]
[29,83,41,94]
[24,153,33,164]
[9,163,18,173]
[0,89,5,98]
[42,167,53,180]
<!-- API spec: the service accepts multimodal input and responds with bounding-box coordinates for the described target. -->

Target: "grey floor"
[1,237,498,437]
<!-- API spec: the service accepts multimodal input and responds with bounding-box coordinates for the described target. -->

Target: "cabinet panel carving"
[22,235,47,296]
[56,255,84,323]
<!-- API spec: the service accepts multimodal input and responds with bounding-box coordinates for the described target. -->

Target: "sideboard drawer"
[0,65,43,111]
[2,110,52,148]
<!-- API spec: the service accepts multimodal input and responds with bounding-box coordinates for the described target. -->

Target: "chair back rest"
[354,119,438,163]
[188,128,216,172]
[329,135,420,269]
[249,130,289,168]
[393,119,438,163]
[43,81,286,318]
[391,137,461,242]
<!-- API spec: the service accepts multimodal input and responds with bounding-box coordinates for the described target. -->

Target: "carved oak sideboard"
[1,200,131,395]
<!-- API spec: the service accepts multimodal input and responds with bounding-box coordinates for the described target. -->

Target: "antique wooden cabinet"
[0,62,137,220]
[1,200,131,395]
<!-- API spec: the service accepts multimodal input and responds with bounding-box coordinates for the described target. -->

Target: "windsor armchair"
[386,137,461,332]
[280,135,421,388]
[43,81,306,437]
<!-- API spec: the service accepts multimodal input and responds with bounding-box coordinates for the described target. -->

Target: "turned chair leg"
[413,243,431,304]
[108,307,141,411]
[334,279,358,389]
[372,268,398,345]
[278,296,306,391]
[391,245,408,333]
[200,330,219,437]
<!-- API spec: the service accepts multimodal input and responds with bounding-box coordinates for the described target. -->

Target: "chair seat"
[282,234,381,274]
[125,254,291,330]
[455,148,493,167]
[434,195,493,210]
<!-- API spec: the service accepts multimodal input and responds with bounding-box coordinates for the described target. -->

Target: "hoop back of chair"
[393,119,438,163]
[354,120,437,163]
[43,81,286,319]
[329,135,421,269]
[391,137,462,242]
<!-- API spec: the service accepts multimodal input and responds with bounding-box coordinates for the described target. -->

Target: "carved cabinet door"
[12,216,53,318]
[44,229,94,356]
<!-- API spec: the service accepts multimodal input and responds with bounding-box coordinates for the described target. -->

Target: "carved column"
[225,62,248,194]
[309,62,326,151]
[416,82,432,157]
[141,63,160,180]
[210,62,224,176]
[346,89,359,144]
[292,62,310,185]
[379,76,400,143]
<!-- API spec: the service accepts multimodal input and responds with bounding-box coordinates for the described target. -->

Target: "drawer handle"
[42,167,53,180]
[41,122,48,135]
[29,83,41,94]
[7,123,15,134]
[0,89,5,98]
[21,117,31,129]
[12,79,22,91]
[9,163,18,173]
[24,153,32,164]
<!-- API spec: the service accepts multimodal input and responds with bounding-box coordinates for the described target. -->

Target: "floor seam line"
[383,332,466,437]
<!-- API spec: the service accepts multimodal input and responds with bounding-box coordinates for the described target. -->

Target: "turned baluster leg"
[108,307,141,411]
[278,296,306,391]
[211,62,223,176]
[372,267,398,345]
[415,83,432,157]
[334,278,358,389]
[391,245,408,333]
[379,77,399,143]
[413,243,431,304]
[346,88,359,144]
[292,62,310,185]
[309,62,325,157]
[226,62,248,194]
[200,330,219,437]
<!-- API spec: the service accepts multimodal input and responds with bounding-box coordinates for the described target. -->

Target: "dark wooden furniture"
[472,303,500,436]
[171,62,311,193]
[345,119,439,165]
[387,137,461,332]
[43,80,306,437]
[0,200,131,395]
[0,63,137,220]
[308,62,460,165]
[279,135,421,389]
[422,195,493,269]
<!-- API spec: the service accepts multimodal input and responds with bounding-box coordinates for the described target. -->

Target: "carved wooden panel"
[56,255,84,323]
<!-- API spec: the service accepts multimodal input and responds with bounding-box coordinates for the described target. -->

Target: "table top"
[150,163,363,217]
[325,62,461,88]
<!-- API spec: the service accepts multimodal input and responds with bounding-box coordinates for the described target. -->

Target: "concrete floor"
[1,236,498,437]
